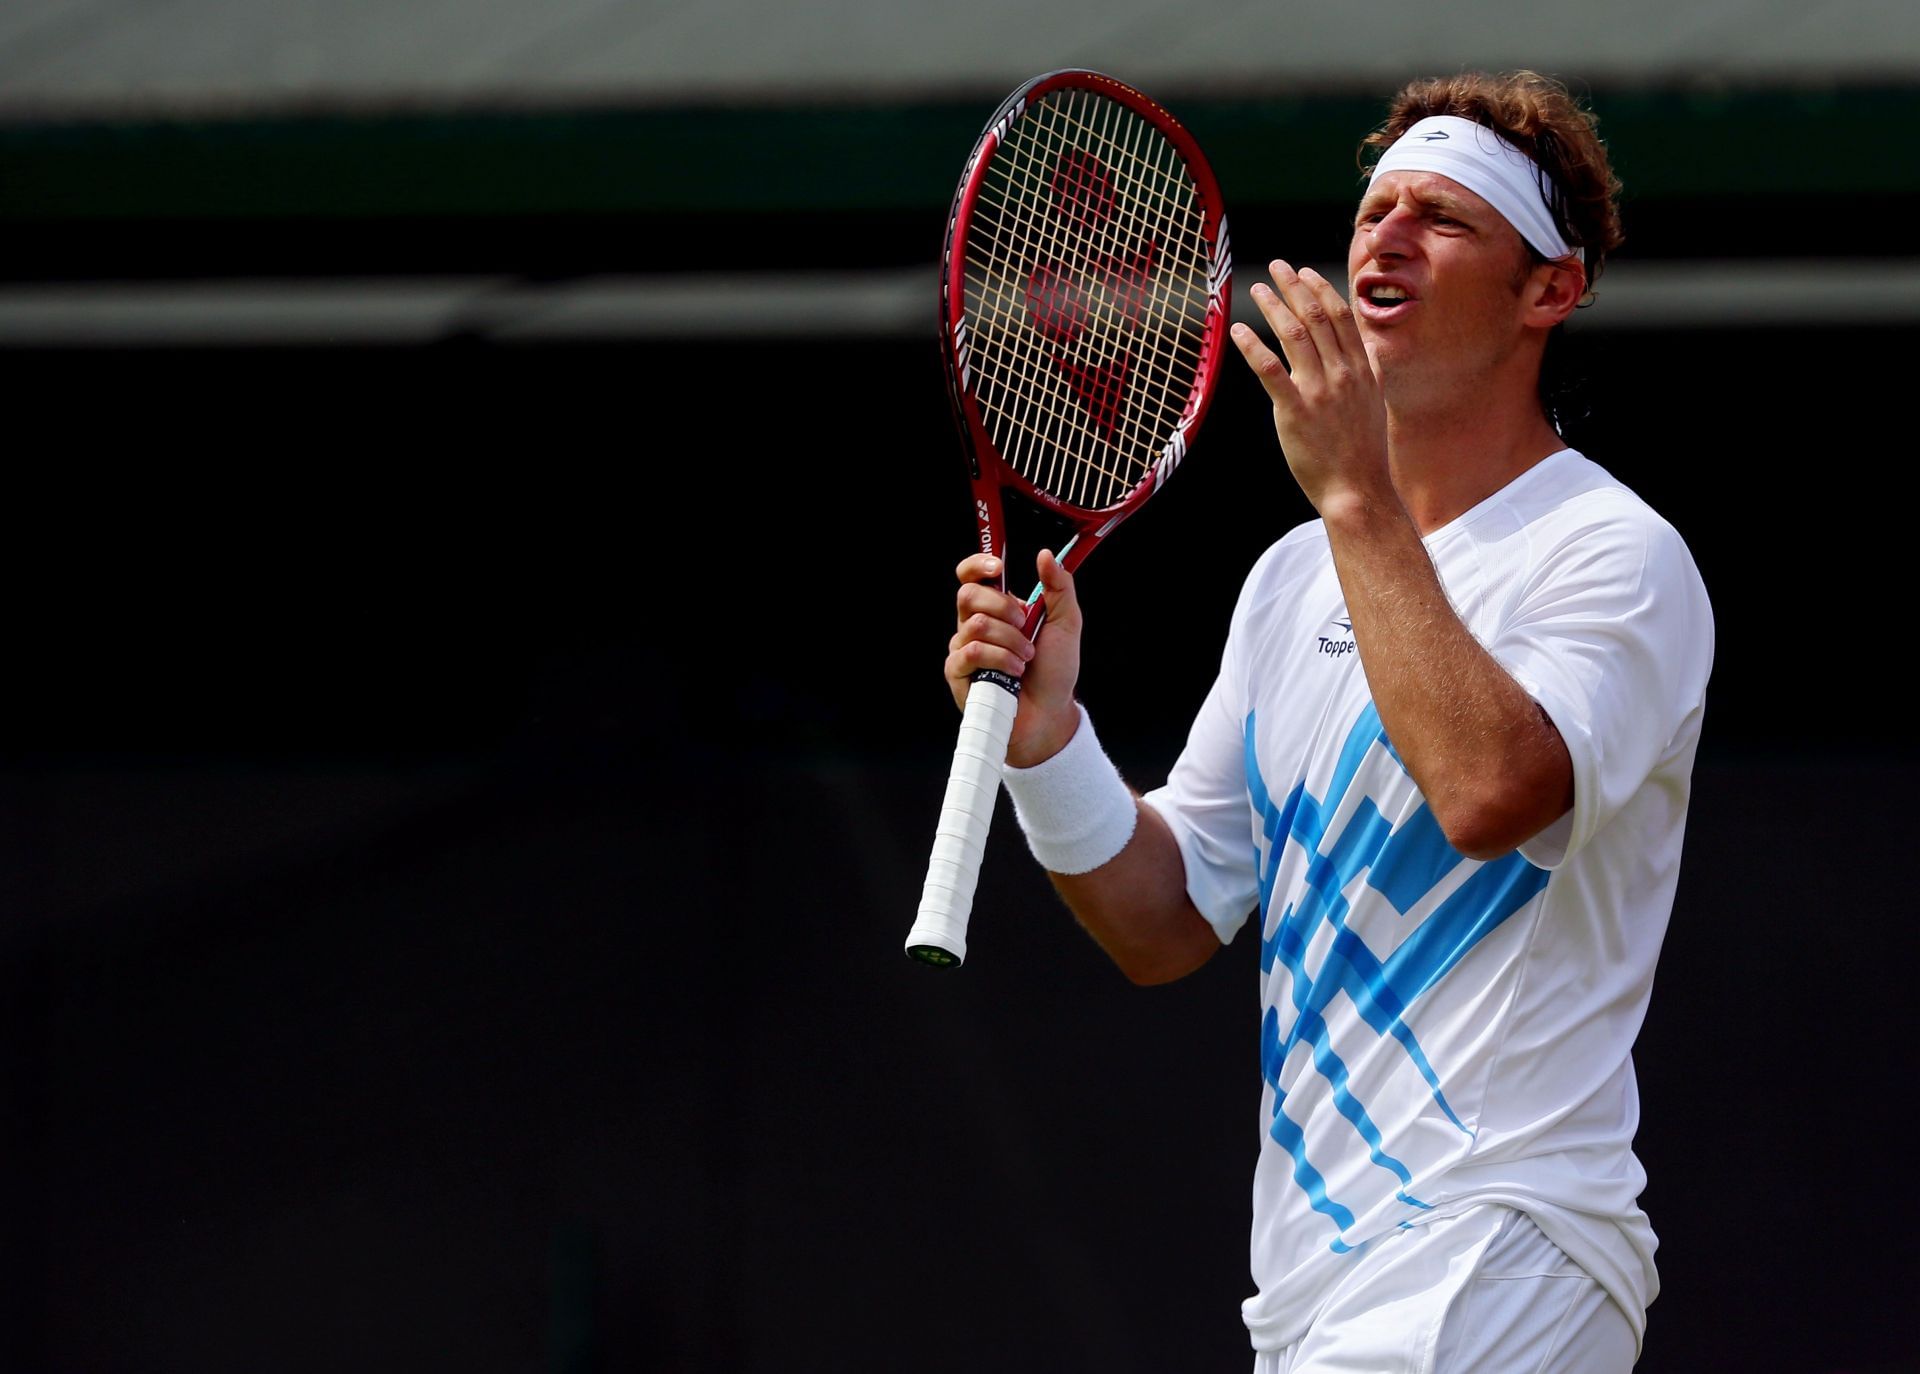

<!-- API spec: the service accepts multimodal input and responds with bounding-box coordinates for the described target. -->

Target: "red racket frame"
[937,68,1233,634]
[906,70,1232,970]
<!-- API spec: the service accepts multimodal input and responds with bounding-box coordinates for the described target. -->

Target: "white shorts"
[1252,1206,1638,1374]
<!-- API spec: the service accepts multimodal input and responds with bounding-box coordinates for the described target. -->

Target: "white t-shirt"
[1141,449,1713,1355]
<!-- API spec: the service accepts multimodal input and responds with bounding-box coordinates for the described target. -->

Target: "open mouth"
[1362,285,1413,311]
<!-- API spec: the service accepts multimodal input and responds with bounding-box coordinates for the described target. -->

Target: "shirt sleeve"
[1137,538,1301,944]
[1491,500,1715,869]
[1142,669,1259,943]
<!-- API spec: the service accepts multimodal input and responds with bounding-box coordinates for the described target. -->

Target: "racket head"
[938,69,1233,555]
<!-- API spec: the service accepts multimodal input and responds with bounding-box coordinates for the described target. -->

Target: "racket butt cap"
[905,943,964,969]
[904,904,969,968]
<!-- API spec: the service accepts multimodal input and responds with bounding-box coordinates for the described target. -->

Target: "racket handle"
[906,671,1021,969]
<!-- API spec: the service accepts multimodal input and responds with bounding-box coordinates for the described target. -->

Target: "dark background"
[2,91,1915,1373]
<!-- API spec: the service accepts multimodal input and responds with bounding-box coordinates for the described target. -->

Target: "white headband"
[1370,115,1581,262]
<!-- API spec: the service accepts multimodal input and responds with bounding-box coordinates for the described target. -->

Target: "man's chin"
[1361,335,1408,389]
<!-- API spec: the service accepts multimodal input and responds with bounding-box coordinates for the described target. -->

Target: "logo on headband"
[1416,129,1450,141]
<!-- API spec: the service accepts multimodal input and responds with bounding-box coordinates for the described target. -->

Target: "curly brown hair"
[1359,71,1624,292]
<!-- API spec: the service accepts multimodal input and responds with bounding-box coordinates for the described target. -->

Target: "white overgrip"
[905,674,1021,967]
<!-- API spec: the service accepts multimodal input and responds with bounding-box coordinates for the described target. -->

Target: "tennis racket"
[905,69,1232,969]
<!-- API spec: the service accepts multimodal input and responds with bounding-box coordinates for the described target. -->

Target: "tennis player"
[945,71,1712,1370]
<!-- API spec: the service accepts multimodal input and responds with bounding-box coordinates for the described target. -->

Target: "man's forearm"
[1048,799,1220,985]
[1320,494,1572,858]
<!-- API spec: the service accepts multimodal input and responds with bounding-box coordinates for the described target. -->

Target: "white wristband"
[1001,703,1138,875]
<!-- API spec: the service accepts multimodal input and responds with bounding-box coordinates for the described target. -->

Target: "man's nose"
[1366,204,1420,260]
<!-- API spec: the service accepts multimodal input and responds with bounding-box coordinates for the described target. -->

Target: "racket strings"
[961,87,1215,510]
[982,92,1203,488]
[1021,90,1209,501]
[1005,95,1206,448]
[968,102,1147,502]
[967,224,1194,503]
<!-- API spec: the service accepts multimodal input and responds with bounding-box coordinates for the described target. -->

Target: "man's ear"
[1526,259,1586,329]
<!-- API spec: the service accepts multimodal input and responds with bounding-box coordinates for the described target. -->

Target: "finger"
[1268,259,1348,370]
[945,635,1030,684]
[1245,283,1318,378]
[956,579,1029,630]
[950,609,1035,658]
[1231,318,1300,407]
[955,553,1004,585]
[1248,259,1325,376]
[1293,266,1366,372]
[1034,549,1081,634]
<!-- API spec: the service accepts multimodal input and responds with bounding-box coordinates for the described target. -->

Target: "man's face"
[1346,170,1538,399]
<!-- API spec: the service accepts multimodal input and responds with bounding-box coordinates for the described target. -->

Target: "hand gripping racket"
[905,69,1232,969]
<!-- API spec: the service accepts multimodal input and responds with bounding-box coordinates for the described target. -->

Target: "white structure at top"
[0,0,1915,119]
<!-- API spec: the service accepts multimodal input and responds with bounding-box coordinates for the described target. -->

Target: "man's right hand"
[946,549,1084,769]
